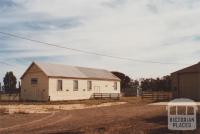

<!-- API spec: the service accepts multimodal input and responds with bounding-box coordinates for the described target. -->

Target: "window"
[187,107,194,115]
[87,81,92,91]
[114,82,117,90]
[73,80,78,91]
[31,78,38,85]
[170,106,176,115]
[178,106,186,115]
[57,80,63,91]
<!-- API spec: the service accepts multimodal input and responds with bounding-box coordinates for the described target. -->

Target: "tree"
[140,75,171,91]
[3,71,17,93]
[140,78,150,91]
[124,76,131,88]
[111,71,131,90]
[128,79,139,89]
[162,75,171,91]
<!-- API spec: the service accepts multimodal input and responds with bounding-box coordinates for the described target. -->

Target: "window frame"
[31,78,38,85]
[73,80,78,91]
[57,80,63,91]
[87,81,92,91]
[114,82,117,90]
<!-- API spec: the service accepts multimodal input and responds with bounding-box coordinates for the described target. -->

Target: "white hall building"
[21,62,121,101]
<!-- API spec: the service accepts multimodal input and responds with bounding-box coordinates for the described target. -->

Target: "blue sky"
[0,0,200,83]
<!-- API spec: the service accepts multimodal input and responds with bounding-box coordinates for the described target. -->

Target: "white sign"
[166,98,198,130]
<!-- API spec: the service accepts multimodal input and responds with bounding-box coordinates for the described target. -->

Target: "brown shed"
[171,62,200,100]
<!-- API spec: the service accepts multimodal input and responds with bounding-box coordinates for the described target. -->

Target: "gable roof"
[171,62,200,74]
[21,62,120,81]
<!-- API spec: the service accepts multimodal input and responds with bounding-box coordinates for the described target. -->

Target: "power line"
[0,61,15,67]
[0,31,188,65]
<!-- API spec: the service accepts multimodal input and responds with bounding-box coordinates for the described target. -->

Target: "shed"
[171,62,200,100]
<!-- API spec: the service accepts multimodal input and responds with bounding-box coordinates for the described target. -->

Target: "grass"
[0,98,120,105]
[0,97,154,106]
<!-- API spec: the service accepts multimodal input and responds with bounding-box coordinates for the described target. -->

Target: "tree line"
[111,72,171,91]
[140,75,171,91]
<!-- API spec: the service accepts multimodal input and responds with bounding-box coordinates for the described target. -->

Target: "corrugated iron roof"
[29,62,120,81]
[171,62,200,74]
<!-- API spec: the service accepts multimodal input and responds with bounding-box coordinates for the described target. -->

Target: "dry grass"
[13,110,28,114]
[0,99,168,134]
[0,98,119,105]
[0,97,154,106]
[0,108,29,114]
[0,108,8,114]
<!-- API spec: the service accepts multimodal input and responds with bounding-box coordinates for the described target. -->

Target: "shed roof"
[171,62,200,74]
[21,62,120,81]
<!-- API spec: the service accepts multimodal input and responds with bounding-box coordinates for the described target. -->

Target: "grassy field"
[1,97,197,134]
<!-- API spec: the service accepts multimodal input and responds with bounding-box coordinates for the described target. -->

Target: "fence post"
[156,91,159,101]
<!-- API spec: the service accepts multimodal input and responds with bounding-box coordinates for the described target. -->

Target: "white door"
[94,86,100,93]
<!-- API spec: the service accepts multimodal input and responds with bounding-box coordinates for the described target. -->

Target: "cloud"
[0,0,19,10]
[0,0,200,83]
[101,0,128,8]
[0,17,83,32]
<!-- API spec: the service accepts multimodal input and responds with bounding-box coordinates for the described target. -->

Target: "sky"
[0,0,200,84]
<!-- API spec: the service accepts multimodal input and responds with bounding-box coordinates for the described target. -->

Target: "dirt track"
[0,102,199,134]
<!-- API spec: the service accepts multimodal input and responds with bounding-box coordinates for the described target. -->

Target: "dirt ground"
[0,98,199,134]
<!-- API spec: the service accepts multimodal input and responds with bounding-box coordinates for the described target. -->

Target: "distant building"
[21,62,121,101]
[171,62,200,100]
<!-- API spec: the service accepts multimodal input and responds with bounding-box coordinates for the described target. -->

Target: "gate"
[142,91,172,101]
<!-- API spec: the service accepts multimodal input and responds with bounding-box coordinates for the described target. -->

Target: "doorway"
[94,86,100,93]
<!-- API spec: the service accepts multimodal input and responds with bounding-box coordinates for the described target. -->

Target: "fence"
[0,93,20,101]
[92,93,120,99]
[121,87,137,97]
[142,91,172,101]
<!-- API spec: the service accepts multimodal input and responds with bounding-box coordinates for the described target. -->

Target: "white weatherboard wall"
[49,78,120,101]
